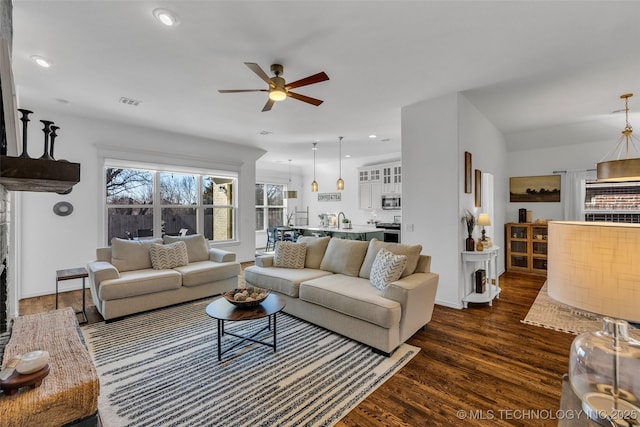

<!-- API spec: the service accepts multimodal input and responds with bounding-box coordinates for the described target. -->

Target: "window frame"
[104,162,238,244]
[255,182,289,231]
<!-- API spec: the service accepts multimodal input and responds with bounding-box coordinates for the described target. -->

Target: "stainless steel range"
[375,222,401,243]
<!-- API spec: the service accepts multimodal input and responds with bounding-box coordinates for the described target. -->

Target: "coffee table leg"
[217,319,222,361]
[273,313,277,353]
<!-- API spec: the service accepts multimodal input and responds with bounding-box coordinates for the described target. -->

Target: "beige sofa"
[87,234,240,321]
[244,237,439,355]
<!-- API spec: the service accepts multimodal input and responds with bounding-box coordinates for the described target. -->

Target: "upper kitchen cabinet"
[358,161,400,210]
[382,162,401,194]
[358,165,382,210]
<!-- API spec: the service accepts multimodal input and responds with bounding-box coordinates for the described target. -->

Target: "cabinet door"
[370,168,381,182]
[359,183,372,209]
[370,181,382,210]
[359,170,369,182]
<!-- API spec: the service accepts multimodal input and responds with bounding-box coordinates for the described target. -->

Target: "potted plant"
[462,210,476,251]
[341,217,352,229]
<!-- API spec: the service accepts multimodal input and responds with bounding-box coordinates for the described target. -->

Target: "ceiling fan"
[218,62,329,112]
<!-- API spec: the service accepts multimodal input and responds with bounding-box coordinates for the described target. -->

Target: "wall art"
[509,174,561,202]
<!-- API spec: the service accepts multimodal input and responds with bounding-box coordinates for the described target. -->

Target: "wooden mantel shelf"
[0,155,80,193]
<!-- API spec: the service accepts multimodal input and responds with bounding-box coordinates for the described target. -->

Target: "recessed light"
[30,55,53,68]
[153,8,180,26]
[345,154,351,158]
[368,134,377,139]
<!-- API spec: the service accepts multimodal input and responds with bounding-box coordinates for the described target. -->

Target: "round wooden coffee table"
[205,293,285,361]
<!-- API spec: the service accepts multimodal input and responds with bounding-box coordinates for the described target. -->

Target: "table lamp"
[477,213,491,247]
[547,221,640,426]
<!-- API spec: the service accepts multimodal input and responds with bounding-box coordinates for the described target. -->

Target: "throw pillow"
[296,236,330,269]
[110,237,163,272]
[149,241,189,270]
[359,239,422,279]
[273,241,307,269]
[319,238,369,277]
[163,234,209,262]
[370,248,408,291]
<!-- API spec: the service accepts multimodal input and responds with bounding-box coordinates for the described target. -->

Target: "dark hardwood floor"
[19,267,572,427]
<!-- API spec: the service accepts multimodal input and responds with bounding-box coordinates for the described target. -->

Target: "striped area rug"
[81,299,419,427]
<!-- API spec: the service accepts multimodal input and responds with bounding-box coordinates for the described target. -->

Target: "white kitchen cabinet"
[382,163,401,194]
[359,181,382,210]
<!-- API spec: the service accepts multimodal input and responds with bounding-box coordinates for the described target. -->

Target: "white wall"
[16,108,264,298]
[299,153,402,228]
[401,93,507,309]
[506,140,604,222]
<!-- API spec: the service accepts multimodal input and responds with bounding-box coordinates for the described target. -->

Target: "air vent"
[119,97,142,106]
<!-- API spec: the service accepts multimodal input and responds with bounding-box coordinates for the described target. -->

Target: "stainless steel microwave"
[381,195,401,210]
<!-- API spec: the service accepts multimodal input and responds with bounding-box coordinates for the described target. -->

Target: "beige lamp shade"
[477,213,491,226]
[547,221,640,323]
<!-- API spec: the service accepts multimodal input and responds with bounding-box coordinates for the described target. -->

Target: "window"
[105,166,236,243]
[584,180,640,223]
[255,183,286,230]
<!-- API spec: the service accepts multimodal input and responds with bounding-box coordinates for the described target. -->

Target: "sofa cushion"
[98,269,182,300]
[149,241,189,270]
[273,241,307,269]
[297,236,330,269]
[163,234,209,262]
[319,238,369,277]
[110,238,163,272]
[370,248,408,290]
[172,261,241,287]
[244,265,333,297]
[359,239,422,279]
[299,275,401,328]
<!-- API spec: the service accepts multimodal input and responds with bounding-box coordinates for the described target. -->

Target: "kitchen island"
[292,225,383,241]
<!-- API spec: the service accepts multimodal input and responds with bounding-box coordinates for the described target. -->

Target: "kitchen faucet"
[337,212,345,229]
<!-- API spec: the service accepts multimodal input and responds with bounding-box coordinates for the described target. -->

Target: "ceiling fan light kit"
[597,93,640,182]
[219,62,329,111]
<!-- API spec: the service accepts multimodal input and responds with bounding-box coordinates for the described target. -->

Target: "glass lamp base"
[582,392,640,426]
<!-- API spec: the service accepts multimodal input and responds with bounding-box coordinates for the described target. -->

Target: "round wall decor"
[53,201,74,216]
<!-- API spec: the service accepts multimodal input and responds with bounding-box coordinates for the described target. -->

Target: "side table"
[461,245,501,308]
[55,267,88,324]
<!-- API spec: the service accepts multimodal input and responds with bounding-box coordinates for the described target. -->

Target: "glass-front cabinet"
[506,223,548,275]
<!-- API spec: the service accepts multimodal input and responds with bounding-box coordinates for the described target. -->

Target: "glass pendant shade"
[336,177,344,190]
[285,159,297,199]
[336,136,344,190]
[311,180,318,192]
[569,318,640,424]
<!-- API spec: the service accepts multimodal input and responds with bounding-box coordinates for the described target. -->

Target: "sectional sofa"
[244,236,439,355]
[87,234,240,321]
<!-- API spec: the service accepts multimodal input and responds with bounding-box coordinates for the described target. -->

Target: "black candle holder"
[17,108,33,158]
[49,125,59,160]
[39,120,54,160]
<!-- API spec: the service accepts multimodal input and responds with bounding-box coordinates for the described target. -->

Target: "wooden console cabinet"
[506,223,548,275]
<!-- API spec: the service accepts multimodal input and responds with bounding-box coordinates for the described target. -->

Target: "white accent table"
[461,245,501,308]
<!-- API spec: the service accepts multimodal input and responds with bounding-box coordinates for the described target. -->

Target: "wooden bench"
[0,308,99,426]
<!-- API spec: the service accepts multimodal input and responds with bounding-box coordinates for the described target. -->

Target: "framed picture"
[474,169,482,207]
[509,175,561,202]
[0,39,20,156]
[464,151,472,194]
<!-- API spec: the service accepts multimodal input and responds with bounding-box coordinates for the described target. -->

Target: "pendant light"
[597,93,640,182]
[336,136,344,190]
[311,142,319,192]
[284,159,297,199]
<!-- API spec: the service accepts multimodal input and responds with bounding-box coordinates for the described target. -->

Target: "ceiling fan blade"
[286,72,329,90]
[262,98,275,112]
[245,62,275,87]
[288,91,324,106]
[218,89,267,93]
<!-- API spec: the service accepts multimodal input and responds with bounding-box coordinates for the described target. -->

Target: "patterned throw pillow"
[273,241,307,269]
[370,248,408,290]
[149,241,189,270]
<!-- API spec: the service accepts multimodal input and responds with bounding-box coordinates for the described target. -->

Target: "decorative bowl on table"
[223,287,270,307]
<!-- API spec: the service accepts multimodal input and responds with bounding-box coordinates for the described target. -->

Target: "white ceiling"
[10,1,640,168]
